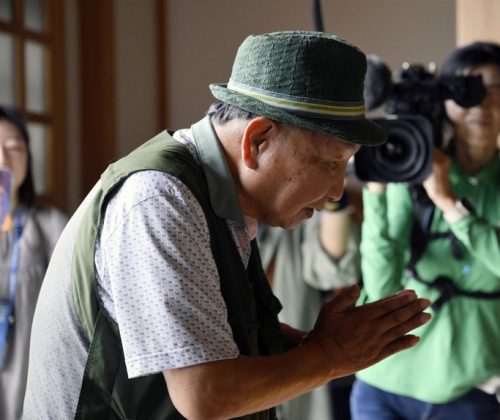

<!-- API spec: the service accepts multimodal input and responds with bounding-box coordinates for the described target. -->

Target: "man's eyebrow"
[340,142,361,154]
[334,136,360,150]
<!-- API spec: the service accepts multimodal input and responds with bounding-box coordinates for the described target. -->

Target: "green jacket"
[358,156,500,403]
[71,126,284,419]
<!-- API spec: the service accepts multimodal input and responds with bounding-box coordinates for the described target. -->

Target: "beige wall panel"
[457,0,500,45]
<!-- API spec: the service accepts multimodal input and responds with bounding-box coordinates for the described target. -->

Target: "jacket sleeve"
[449,214,500,279]
[360,183,414,301]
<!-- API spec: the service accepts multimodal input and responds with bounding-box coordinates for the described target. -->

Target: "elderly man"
[24,31,431,419]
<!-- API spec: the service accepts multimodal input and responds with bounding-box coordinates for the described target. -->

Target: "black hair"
[441,41,500,76]
[0,106,36,206]
[206,101,257,124]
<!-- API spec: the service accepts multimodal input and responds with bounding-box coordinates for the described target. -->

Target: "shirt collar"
[191,116,245,226]
[451,154,500,187]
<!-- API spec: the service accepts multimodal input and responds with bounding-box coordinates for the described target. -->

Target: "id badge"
[0,299,13,368]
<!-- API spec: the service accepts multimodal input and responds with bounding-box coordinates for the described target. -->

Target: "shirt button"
[468,177,478,186]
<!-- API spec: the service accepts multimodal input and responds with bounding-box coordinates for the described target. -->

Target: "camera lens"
[377,135,411,163]
[354,115,434,183]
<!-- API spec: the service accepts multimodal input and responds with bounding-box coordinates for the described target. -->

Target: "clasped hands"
[304,284,431,378]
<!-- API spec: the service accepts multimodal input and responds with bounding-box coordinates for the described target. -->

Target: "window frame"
[0,0,66,210]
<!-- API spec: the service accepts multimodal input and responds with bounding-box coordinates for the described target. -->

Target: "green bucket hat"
[210,31,386,146]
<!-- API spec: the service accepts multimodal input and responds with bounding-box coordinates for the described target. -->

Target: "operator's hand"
[366,182,386,193]
[423,148,456,212]
[305,285,431,378]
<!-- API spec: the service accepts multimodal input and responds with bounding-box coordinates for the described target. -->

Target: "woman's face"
[0,119,28,196]
[445,63,500,151]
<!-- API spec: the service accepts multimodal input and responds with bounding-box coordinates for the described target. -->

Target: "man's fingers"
[379,296,431,322]
[381,311,432,344]
[329,285,360,312]
[358,290,419,320]
[375,297,431,337]
[376,335,421,362]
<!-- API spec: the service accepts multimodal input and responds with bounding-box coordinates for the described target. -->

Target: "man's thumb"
[330,284,360,312]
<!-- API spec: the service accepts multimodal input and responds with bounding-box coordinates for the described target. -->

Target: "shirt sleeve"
[35,207,69,254]
[97,171,239,378]
[360,183,413,301]
[449,214,500,279]
[301,213,360,290]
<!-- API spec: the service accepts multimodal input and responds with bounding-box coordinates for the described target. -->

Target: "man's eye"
[327,162,339,173]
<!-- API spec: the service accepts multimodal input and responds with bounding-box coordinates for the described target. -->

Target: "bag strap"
[407,185,500,309]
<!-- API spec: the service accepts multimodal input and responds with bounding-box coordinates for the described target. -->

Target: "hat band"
[227,80,365,119]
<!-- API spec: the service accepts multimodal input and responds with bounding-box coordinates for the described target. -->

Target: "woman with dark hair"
[351,41,500,419]
[0,106,67,420]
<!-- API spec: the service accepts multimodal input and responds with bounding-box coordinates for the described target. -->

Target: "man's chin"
[277,209,315,229]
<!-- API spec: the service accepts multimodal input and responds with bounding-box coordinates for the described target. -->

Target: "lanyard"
[8,208,23,303]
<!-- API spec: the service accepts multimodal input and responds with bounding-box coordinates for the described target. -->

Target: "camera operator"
[350,41,500,420]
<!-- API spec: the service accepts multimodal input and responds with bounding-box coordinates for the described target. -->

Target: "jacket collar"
[191,116,245,226]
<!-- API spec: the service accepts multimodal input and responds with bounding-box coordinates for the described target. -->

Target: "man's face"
[445,64,500,151]
[248,124,359,229]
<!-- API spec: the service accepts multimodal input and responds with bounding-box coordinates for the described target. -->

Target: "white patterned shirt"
[95,128,249,378]
[23,122,255,419]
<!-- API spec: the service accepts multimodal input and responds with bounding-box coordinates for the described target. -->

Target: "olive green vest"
[71,127,284,419]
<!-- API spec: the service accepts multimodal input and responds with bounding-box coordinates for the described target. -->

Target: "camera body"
[354,58,486,183]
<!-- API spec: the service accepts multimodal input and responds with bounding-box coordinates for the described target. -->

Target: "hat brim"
[209,84,387,147]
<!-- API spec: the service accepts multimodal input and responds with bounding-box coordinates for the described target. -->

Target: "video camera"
[354,55,486,183]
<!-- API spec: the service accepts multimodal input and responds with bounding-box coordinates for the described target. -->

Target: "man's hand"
[366,182,387,194]
[164,285,431,419]
[305,285,431,378]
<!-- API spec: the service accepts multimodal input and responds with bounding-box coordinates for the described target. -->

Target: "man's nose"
[327,175,345,201]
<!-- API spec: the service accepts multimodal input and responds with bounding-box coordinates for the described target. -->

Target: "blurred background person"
[0,106,67,420]
[351,41,500,420]
[259,190,361,420]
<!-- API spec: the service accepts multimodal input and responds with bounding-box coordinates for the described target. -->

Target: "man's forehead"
[279,123,361,158]
[310,130,361,154]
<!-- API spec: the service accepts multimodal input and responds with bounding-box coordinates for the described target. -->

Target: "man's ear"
[241,117,276,170]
